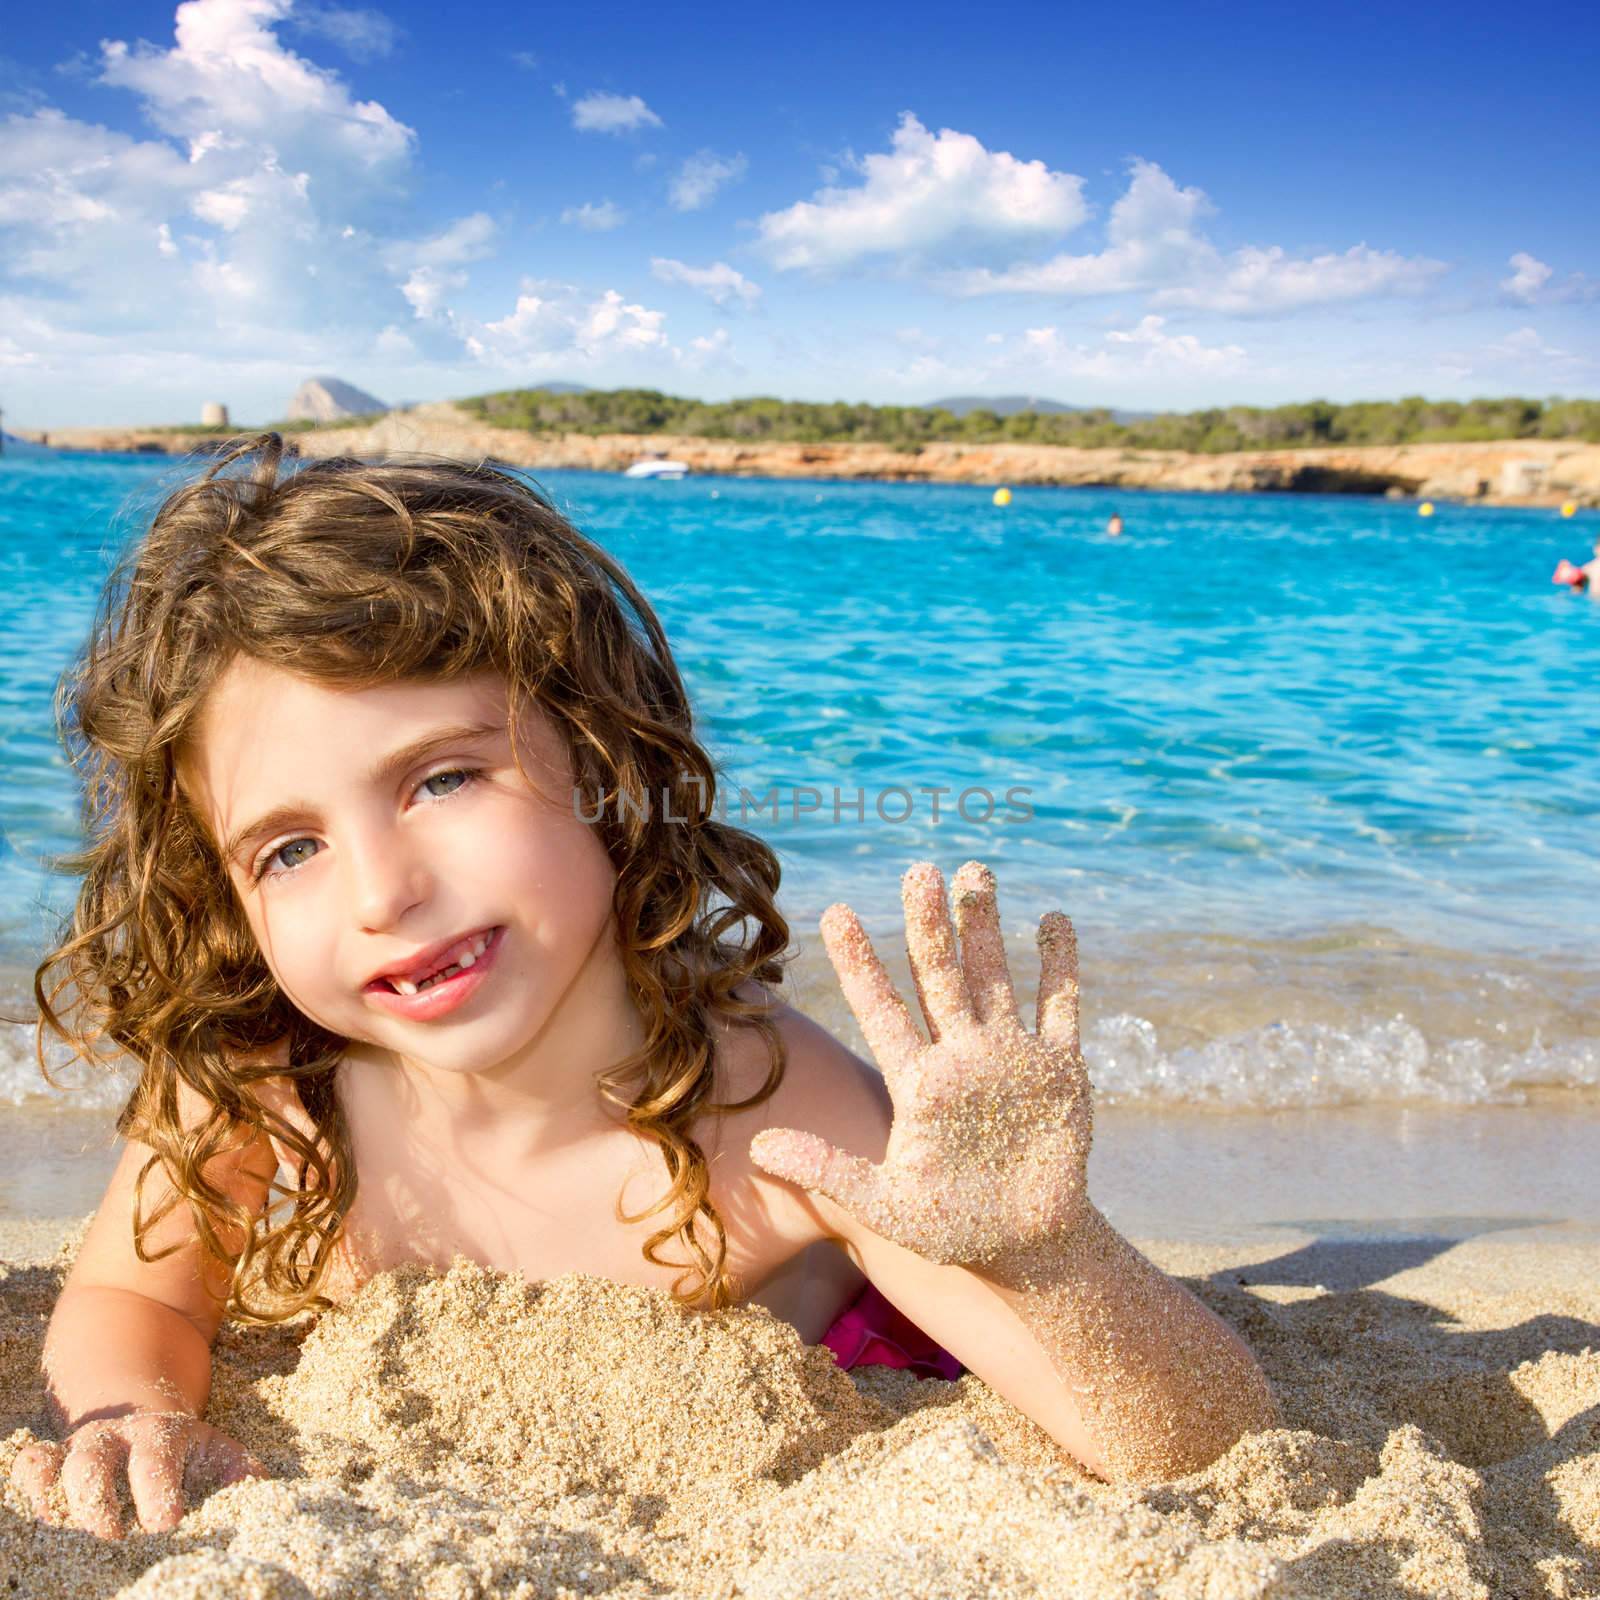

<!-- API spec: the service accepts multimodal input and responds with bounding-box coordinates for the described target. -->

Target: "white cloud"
[1102,314,1246,369]
[650,257,761,308]
[560,200,627,232]
[851,315,1252,403]
[0,0,522,416]
[98,0,415,183]
[1406,325,1595,386]
[951,160,1210,296]
[0,331,43,368]
[399,265,464,319]
[1018,316,1247,379]
[682,327,738,372]
[404,211,496,268]
[288,5,402,62]
[1500,250,1597,305]
[755,111,1087,272]
[1160,243,1445,313]
[669,150,747,211]
[469,282,670,368]
[190,158,310,232]
[0,106,189,241]
[386,213,495,319]
[373,322,416,357]
[952,159,1446,314]
[1502,252,1553,303]
[1489,327,1564,359]
[571,91,662,134]
[449,281,740,379]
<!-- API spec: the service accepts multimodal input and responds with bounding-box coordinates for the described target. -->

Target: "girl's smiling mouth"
[363,925,506,1021]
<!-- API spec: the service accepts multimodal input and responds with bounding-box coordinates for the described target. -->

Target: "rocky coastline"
[17,401,1600,507]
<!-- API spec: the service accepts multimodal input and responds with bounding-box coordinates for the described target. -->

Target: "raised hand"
[10,1412,266,1538]
[749,859,1093,1272]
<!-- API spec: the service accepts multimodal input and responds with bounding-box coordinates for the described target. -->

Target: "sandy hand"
[10,1412,266,1538]
[750,860,1092,1270]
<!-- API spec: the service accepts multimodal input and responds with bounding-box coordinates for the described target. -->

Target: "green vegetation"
[135,413,387,437]
[459,388,1600,453]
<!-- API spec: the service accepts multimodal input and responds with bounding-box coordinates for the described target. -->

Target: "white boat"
[623,458,689,480]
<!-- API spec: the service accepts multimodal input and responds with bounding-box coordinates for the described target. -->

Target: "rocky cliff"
[18,402,1600,508]
[286,376,388,423]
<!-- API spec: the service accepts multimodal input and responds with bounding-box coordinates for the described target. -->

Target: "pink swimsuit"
[817,1280,964,1381]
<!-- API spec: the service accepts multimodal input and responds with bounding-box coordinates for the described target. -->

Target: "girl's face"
[186,657,627,1083]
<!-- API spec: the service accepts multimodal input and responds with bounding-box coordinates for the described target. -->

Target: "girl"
[10,435,1276,1539]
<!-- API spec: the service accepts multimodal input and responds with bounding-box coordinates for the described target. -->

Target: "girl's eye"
[251,768,480,881]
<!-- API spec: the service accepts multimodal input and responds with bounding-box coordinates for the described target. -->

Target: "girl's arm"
[866,1199,1272,1480]
[10,1079,278,1537]
[749,862,1278,1482]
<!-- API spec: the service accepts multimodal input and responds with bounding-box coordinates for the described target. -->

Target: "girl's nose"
[344,828,431,933]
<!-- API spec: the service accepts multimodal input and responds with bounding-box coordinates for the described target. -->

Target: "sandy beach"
[5,936,1600,1595]
[1,1212,1596,1598]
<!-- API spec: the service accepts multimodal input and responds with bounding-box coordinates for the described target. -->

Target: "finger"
[901,862,974,1043]
[1036,912,1080,1048]
[190,1429,268,1490]
[11,1440,66,1524]
[819,903,924,1087]
[61,1428,128,1540]
[749,1128,886,1224]
[950,860,1018,1028]
[126,1419,191,1534]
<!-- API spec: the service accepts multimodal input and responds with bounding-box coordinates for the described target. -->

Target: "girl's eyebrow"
[220,719,506,867]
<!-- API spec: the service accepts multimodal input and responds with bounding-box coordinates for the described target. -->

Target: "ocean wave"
[0,1017,133,1110]
[1084,1013,1600,1110]
[7,1007,1600,1116]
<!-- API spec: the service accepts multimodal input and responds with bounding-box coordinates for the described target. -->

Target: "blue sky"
[2,0,1596,427]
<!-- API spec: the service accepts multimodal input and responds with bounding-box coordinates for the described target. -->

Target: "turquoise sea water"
[2,450,1598,1111]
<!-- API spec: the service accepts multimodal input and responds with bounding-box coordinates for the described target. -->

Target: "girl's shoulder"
[712,981,894,1251]
[714,979,882,1111]
[224,1041,334,1181]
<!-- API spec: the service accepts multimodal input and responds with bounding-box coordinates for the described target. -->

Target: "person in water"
[1107,512,1125,537]
[11,436,1276,1537]
[1580,532,1600,591]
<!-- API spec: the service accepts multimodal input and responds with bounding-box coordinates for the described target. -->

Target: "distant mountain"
[927,394,1154,424]
[287,376,389,423]
[928,394,1080,417]
[0,431,55,456]
[526,382,590,395]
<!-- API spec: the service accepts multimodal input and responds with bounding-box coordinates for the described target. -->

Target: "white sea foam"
[1085,1013,1600,1110]
[6,1007,1599,1117]
[0,1016,134,1110]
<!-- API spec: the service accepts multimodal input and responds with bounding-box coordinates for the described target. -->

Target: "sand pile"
[2,1225,1598,1598]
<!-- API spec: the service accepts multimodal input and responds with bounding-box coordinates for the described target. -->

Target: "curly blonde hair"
[34,432,793,1321]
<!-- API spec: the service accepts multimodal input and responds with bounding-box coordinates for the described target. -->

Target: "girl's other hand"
[750,859,1093,1271]
[10,1412,266,1538]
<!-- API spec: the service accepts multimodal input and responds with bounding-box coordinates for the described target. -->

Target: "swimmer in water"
[1107,512,1124,538]
[1580,533,1600,592]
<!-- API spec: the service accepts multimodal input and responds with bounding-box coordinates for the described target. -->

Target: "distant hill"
[287,376,389,423]
[928,394,1080,417]
[0,432,55,456]
[929,394,1154,424]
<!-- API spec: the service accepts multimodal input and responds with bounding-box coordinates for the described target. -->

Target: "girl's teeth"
[387,931,494,998]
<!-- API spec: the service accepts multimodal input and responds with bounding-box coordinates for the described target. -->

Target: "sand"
[2,1219,1597,1598]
